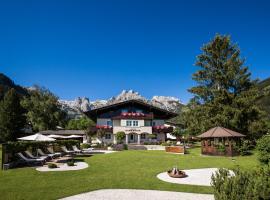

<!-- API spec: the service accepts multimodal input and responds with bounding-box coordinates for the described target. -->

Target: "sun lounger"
[81,147,95,153]
[24,150,49,161]
[37,149,56,159]
[72,145,82,153]
[47,147,62,157]
[17,152,45,166]
[61,146,75,154]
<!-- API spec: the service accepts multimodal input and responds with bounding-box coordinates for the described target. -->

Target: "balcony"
[94,125,113,133]
[112,112,153,120]
[152,126,173,133]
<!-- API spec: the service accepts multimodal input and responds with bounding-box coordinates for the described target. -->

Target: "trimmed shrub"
[211,167,270,200]
[81,143,91,149]
[123,144,128,150]
[147,134,157,140]
[116,132,125,144]
[112,144,124,151]
[143,142,149,145]
[67,160,75,166]
[161,142,168,146]
[48,163,57,169]
[257,136,270,165]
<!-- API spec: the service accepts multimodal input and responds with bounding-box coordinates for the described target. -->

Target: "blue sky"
[1,0,270,103]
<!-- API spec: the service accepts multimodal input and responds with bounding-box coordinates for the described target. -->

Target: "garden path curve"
[60,189,214,200]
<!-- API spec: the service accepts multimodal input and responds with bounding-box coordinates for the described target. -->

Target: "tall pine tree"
[184,34,267,140]
[0,88,26,142]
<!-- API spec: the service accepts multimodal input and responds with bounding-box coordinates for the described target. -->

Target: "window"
[144,120,151,126]
[106,120,112,126]
[141,134,146,139]
[105,133,111,139]
[126,120,138,127]
[136,109,142,113]
[133,120,138,127]
[126,120,132,126]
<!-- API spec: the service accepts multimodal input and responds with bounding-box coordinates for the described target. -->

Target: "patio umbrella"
[47,134,66,139]
[18,133,56,141]
[66,135,83,138]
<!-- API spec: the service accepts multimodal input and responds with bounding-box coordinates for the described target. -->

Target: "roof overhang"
[84,99,178,121]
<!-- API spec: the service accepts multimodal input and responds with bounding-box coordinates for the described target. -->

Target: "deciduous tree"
[21,86,67,131]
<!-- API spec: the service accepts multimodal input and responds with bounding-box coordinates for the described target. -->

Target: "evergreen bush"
[238,140,252,156]
[257,136,270,165]
[211,167,270,200]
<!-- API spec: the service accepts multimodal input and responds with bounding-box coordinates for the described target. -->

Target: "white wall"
[97,118,111,126]
[152,120,165,126]
[113,119,120,126]
[113,126,152,134]
[92,132,114,144]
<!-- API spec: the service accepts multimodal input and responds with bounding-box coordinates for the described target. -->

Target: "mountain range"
[59,90,184,119]
[1,73,269,119]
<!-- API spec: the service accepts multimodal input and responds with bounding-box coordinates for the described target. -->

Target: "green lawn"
[0,147,260,200]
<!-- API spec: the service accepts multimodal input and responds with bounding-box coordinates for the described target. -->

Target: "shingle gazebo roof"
[197,127,245,138]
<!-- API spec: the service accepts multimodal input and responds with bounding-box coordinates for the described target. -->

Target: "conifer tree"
[184,34,267,139]
[0,88,26,142]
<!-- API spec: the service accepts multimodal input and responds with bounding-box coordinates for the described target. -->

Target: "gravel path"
[157,168,234,186]
[60,189,214,200]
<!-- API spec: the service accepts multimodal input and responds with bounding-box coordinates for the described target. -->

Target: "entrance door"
[130,134,134,142]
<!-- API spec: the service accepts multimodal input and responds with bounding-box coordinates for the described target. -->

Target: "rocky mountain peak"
[109,89,147,103]
[59,90,183,119]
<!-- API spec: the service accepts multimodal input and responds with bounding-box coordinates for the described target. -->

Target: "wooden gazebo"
[197,126,245,156]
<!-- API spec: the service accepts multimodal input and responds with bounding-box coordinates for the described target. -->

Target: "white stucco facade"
[95,118,168,144]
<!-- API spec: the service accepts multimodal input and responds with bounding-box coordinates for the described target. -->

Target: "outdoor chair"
[81,147,95,153]
[61,146,75,155]
[24,150,49,161]
[47,147,62,157]
[17,152,45,166]
[72,145,82,153]
[37,149,56,159]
